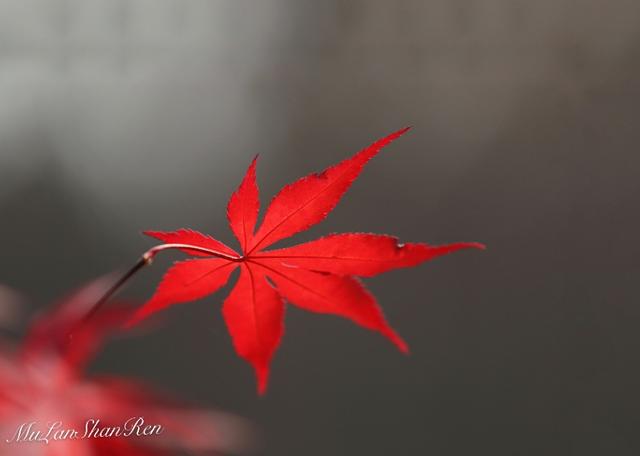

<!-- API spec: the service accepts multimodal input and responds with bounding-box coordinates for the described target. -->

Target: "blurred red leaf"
[22,277,131,370]
[0,280,252,455]
[128,128,485,393]
[0,285,25,330]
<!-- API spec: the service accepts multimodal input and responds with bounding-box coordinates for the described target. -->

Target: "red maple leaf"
[128,128,484,393]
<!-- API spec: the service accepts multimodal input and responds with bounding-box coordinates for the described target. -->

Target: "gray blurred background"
[1,1,640,454]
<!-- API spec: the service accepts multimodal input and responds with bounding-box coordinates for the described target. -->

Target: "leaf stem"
[78,256,149,326]
[74,243,242,331]
[143,243,241,263]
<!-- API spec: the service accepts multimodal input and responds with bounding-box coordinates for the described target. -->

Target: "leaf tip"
[247,154,259,173]
[383,126,412,144]
[255,364,270,396]
[395,337,410,355]
[381,326,409,355]
[122,303,157,329]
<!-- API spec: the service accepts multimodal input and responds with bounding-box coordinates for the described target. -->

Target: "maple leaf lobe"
[247,126,412,253]
[227,156,260,253]
[144,228,238,257]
